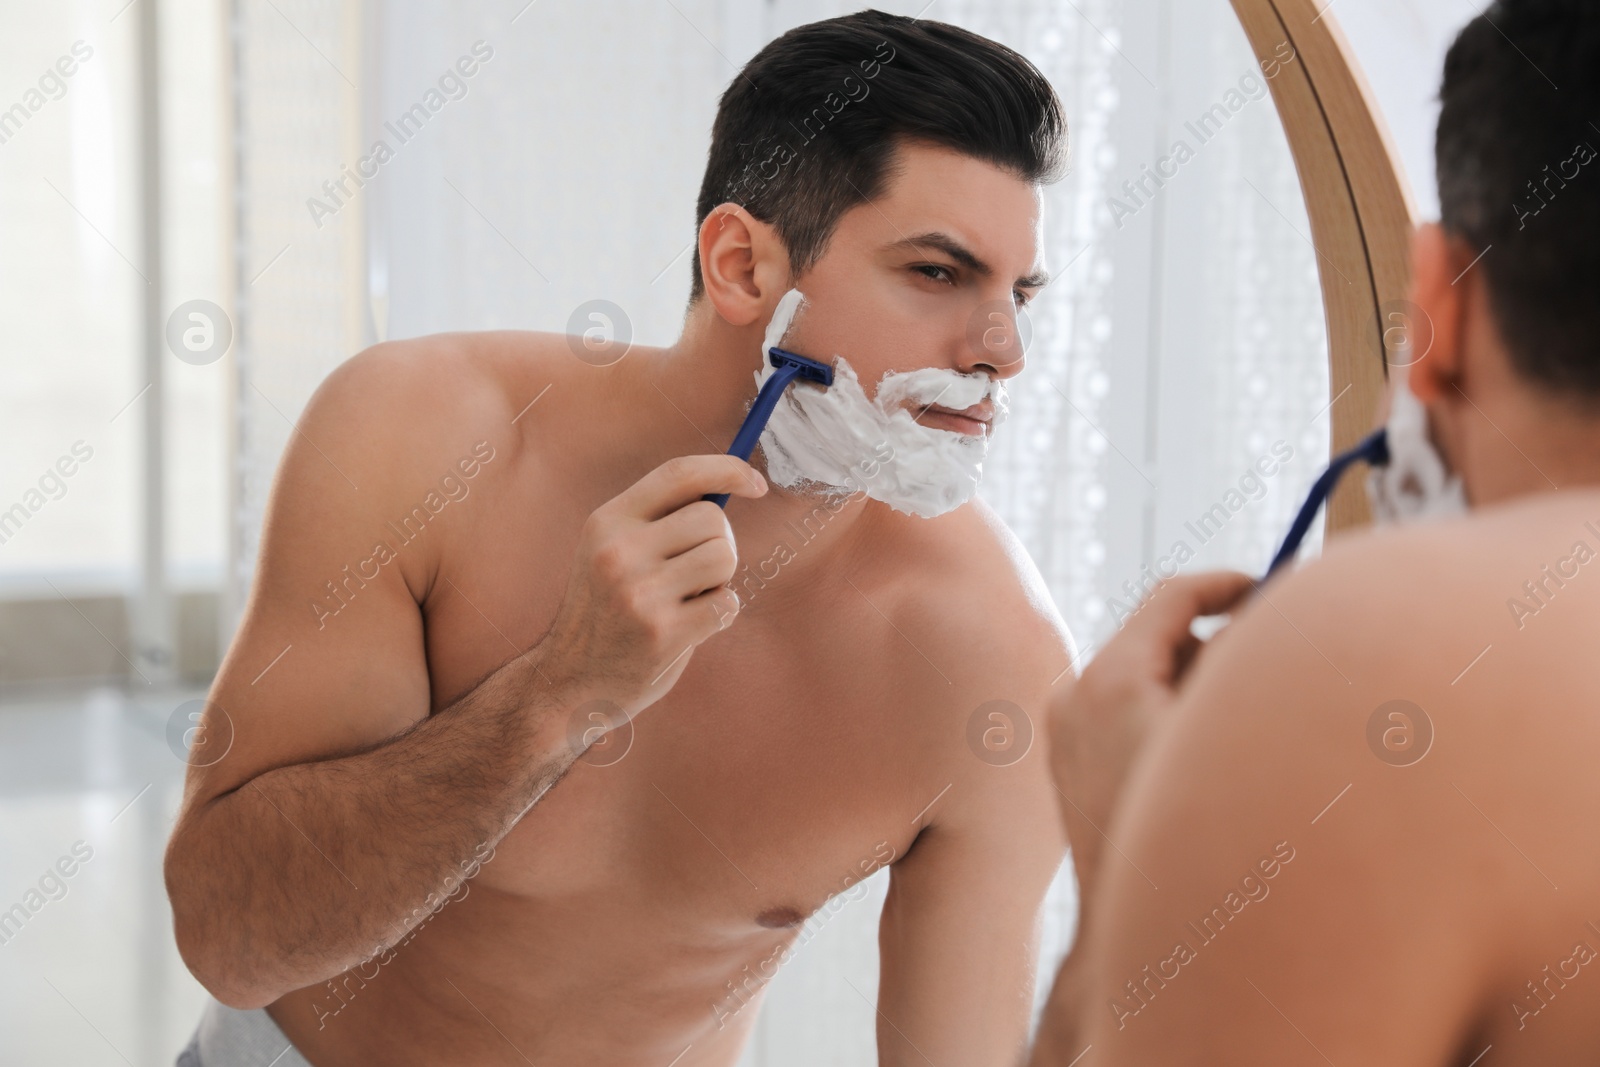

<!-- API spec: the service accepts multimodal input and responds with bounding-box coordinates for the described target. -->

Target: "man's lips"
[918,401,993,436]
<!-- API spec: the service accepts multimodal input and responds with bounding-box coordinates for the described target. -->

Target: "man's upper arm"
[179,342,498,812]
[1081,552,1497,1064]
[877,738,1066,1064]
[875,538,1074,1065]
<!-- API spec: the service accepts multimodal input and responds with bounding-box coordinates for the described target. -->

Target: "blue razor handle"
[703,346,835,508]
[1264,427,1390,578]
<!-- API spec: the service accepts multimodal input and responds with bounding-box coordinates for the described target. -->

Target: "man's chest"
[527,611,946,915]
[420,514,947,924]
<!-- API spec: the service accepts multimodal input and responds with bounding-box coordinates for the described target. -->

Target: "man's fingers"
[614,454,767,521]
[1182,569,1258,618]
[1131,570,1256,642]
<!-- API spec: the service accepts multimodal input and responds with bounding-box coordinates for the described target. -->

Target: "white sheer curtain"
[229,1,1327,1063]
[921,5,1329,1057]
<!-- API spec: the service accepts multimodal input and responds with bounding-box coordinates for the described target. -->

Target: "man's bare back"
[1037,490,1600,1064]
[170,328,1069,1067]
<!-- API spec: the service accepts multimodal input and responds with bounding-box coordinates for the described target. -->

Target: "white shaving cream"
[751,288,1009,519]
[1366,377,1468,523]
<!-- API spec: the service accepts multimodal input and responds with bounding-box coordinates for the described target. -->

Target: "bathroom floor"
[0,684,210,1067]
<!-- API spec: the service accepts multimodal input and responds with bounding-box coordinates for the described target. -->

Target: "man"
[1032,1,1600,1062]
[166,11,1074,1066]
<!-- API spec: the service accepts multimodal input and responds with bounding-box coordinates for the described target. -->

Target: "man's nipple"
[755,905,805,929]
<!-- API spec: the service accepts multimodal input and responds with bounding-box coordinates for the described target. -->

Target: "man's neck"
[1461,386,1600,507]
[643,310,761,460]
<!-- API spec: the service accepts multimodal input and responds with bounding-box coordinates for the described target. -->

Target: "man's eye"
[1014,289,1031,308]
[914,264,954,284]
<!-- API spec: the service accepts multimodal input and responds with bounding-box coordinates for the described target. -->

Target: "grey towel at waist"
[176,998,313,1067]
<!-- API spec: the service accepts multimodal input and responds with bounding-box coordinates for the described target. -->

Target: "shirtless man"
[1029,2,1600,1062]
[165,12,1074,1066]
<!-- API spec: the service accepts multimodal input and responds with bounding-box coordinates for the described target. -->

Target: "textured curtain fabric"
[227,0,369,630]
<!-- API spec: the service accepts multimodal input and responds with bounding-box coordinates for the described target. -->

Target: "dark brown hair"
[689,9,1067,302]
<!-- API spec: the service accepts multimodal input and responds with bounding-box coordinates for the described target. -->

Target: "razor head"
[768,346,834,388]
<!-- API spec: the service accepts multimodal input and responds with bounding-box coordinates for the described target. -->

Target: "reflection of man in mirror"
[166,11,1076,1066]
[1031,2,1600,1063]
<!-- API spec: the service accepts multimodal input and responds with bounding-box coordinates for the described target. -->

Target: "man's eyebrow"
[884,231,1051,289]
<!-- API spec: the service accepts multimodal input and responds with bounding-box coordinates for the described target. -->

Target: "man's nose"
[961,298,1029,381]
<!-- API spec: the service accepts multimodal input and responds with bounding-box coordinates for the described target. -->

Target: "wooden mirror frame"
[1231,0,1417,533]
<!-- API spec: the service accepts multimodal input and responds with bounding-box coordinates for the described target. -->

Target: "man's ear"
[1406,223,1470,404]
[698,203,790,328]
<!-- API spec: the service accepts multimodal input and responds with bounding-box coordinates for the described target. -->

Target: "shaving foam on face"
[752,288,1009,519]
[1366,376,1468,523]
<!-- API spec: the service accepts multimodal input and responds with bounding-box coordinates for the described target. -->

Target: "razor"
[702,346,835,508]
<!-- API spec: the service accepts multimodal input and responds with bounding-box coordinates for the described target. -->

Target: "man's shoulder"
[303,330,580,481]
[888,496,1076,679]
[1256,489,1600,679]
[1164,489,1600,885]
[864,499,1069,864]
[318,329,567,428]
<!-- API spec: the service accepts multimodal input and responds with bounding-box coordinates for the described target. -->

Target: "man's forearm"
[166,647,588,1006]
[1028,847,1101,1065]
[1029,935,1092,1064]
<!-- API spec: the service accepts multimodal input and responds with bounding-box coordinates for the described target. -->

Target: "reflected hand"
[1048,571,1256,872]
